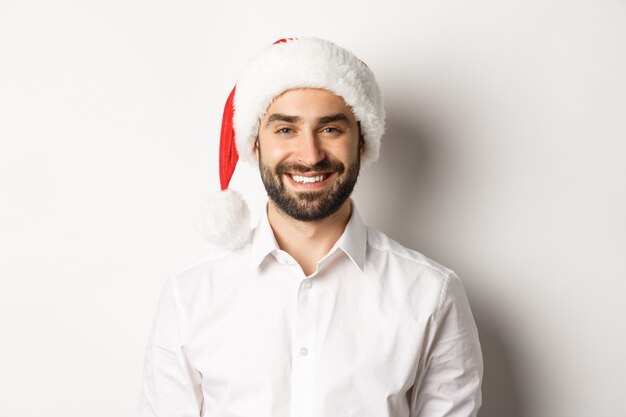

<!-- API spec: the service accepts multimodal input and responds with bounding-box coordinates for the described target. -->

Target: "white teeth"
[291,174,325,184]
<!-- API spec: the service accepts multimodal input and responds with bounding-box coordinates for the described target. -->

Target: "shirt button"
[303,280,312,289]
[300,347,309,356]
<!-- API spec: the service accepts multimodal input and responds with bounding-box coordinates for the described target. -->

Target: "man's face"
[255,88,364,222]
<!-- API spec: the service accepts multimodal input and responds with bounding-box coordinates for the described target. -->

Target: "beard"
[258,148,361,222]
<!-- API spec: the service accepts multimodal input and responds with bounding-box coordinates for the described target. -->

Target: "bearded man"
[138,37,483,417]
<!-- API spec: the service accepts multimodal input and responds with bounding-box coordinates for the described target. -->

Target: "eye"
[322,127,342,134]
[275,127,293,134]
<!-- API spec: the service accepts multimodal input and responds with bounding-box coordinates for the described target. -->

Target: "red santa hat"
[196,36,386,249]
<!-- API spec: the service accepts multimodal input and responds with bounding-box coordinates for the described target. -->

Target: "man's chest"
[182,265,430,417]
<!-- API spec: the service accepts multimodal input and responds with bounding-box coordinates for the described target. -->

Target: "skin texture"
[254,87,364,275]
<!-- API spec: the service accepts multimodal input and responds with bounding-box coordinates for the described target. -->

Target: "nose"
[294,131,325,167]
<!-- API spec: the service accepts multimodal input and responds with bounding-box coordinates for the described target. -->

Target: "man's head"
[198,37,385,248]
[255,87,364,221]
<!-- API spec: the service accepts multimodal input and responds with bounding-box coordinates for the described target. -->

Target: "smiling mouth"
[286,172,333,185]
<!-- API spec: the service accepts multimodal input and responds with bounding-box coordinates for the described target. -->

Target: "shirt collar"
[331,200,367,272]
[251,202,280,268]
[251,199,367,273]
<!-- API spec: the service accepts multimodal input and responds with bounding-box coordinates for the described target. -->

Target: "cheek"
[332,145,360,165]
[259,142,291,165]
[328,135,360,157]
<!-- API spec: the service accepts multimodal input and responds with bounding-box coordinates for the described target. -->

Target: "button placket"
[290,277,317,417]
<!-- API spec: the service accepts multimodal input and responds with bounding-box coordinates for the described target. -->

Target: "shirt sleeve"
[137,275,203,417]
[409,272,483,417]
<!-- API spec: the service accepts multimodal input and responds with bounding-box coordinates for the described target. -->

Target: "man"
[138,37,483,417]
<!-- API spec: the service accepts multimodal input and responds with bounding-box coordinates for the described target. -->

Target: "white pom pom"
[195,189,251,249]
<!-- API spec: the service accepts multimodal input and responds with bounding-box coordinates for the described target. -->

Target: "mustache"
[275,158,346,175]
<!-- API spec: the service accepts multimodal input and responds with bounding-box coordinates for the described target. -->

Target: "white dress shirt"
[138,201,483,417]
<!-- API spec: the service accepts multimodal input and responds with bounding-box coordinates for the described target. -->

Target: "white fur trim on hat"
[233,37,386,169]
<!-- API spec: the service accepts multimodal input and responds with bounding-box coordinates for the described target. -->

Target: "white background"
[1,1,624,416]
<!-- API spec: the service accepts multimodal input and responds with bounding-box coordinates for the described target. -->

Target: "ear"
[357,122,365,157]
[253,137,260,160]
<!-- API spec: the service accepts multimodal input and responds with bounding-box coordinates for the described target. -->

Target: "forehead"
[262,88,357,123]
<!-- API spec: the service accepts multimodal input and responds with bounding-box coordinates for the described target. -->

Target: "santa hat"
[196,36,386,249]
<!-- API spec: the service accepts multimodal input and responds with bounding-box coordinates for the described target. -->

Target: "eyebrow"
[264,112,352,128]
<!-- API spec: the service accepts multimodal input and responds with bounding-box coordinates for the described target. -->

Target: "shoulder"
[365,226,460,319]
[168,242,253,301]
[366,226,453,277]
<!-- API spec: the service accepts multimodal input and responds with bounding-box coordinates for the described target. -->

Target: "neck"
[267,199,353,276]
